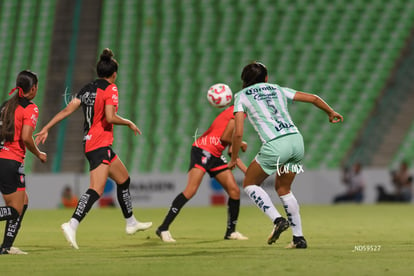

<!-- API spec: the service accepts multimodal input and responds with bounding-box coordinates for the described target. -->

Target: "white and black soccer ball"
[207,83,233,108]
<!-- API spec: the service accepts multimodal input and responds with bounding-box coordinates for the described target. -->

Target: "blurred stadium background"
[0,0,413,204]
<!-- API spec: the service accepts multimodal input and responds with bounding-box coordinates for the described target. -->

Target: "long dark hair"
[241,62,268,88]
[97,48,118,78]
[0,70,38,142]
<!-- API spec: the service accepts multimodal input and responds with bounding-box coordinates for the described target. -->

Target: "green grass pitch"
[1,204,413,275]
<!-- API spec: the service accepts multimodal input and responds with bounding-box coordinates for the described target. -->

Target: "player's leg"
[61,163,108,249]
[108,156,152,234]
[214,170,247,240]
[243,160,289,245]
[0,190,25,254]
[275,171,307,248]
[0,192,29,255]
[156,167,205,242]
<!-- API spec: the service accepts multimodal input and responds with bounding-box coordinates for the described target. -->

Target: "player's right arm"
[222,118,248,173]
[293,92,343,123]
[35,98,81,145]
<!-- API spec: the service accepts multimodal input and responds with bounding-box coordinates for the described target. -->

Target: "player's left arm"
[294,91,343,123]
[104,105,141,135]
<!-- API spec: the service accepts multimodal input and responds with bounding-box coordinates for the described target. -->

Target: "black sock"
[72,189,100,223]
[1,204,28,249]
[225,198,240,236]
[116,177,133,219]
[0,206,19,221]
[158,193,188,231]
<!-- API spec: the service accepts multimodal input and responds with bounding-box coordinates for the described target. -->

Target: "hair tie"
[9,87,24,97]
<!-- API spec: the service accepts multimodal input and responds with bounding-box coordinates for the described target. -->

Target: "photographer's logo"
[193,128,222,147]
[276,157,304,176]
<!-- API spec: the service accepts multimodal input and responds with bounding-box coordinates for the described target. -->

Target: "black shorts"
[85,146,118,171]
[0,158,25,195]
[188,146,229,177]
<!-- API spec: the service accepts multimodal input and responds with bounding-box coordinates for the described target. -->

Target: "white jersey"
[234,82,299,143]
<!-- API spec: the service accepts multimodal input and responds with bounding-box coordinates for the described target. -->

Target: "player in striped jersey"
[228,62,343,248]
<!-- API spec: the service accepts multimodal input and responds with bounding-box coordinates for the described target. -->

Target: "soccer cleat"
[285,236,307,249]
[156,229,176,243]
[0,247,28,255]
[267,217,290,245]
[61,222,79,249]
[225,231,249,240]
[126,221,153,235]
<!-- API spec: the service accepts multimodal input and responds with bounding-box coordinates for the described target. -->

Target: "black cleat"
[267,217,290,245]
[286,236,307,249]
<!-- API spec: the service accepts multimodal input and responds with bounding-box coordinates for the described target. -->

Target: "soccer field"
[1,204,413,275]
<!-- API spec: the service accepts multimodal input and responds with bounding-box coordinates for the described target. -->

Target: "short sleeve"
[105,84,119,106]
[281,87,297,101]
[23,103,39,129]
[233,92,245,113]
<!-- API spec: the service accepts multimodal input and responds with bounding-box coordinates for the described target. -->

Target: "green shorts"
[255,133,304,176]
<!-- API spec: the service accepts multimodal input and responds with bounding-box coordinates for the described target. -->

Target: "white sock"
[244,185,281,222]
[69,218,79,230]
[126,215,138,226]
[280,192,303,237]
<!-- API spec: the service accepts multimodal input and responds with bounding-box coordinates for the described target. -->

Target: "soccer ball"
[207,83,232,108]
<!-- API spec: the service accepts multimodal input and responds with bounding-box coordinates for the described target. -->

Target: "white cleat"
[4,247,28,255]
[61,222,79,249]
[126,221,153,235]
[156,229,176,243]
[226,231,249,240]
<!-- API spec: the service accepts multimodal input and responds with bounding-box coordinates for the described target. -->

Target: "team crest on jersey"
[201,156,207,165]
[34,107,39,113]
[112,86,117,91]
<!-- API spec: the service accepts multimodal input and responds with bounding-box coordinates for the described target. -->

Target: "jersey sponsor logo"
[245,85,280,101]
[31,114,38,125]
[275,121,294,132]
[80,91,96,106]
[111,94,118,104]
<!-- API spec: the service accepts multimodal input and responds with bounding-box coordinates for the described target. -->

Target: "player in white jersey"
[228,62,343,248]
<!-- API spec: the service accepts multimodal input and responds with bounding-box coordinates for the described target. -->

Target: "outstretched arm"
[35,98,81,145]
[105,104,141,135]
[294,92,343,123]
